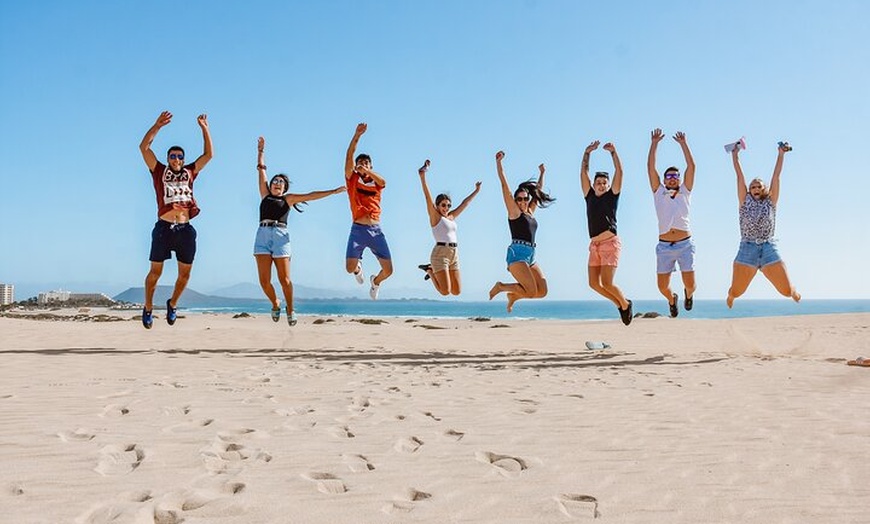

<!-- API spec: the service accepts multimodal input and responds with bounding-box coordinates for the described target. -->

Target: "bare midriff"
[353,216,379,226]
[160,208,190,224]
[591,230,616,243]
[659,228,690,242]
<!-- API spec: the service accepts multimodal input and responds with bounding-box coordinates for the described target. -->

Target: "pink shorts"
[588,235,621,267]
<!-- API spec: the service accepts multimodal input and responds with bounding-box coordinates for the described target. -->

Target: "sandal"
[684,289,694,311]
[287,308,297,327]
[270,307,281,323]
[669,293,678,318]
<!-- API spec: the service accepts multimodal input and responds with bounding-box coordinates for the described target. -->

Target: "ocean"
[185,299,870,321]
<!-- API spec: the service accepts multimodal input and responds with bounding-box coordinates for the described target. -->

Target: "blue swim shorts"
[506,241,536,267]
[734,240,782,268]
[253,225,291,258]
[656,237,696,274]
[149,220,197,265]
[346,223,392,260]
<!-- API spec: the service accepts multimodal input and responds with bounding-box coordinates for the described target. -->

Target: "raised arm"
[647,128,663,192]
[344,123,366,179]
[674,131,695,191]
[731,148,747,204]
[768,143,788,206]
[257,136,268,198]
[453,180,481,219]
[193,114,213,173]
[417,160,440,226]
[604,142,623,194]
[580,141,599,195]
[139,111,172,171]
[285,186,347,206]
[496,150,521,218]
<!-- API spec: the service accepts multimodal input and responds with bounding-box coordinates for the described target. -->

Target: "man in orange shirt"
[344,123,392,300]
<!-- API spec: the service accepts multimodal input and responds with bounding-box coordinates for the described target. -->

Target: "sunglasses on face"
[439,202,452,208]
[169,154,184,160]
[515,196,531,202]
[664,173,680,179]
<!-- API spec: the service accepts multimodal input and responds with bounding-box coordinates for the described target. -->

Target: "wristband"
[257,164,267,170]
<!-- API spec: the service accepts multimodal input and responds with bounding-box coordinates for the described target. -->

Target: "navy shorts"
[149,220,197,264]
[345,223,392,260]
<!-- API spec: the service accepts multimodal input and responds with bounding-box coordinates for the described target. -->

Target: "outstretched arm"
[344,123,366,179]
[604,142,623,194]
[496,151,521,218]
[580,141,599,195]
[139,111,172,171]
[674,131,695,191]
[768,143,788,206]
[257,136,268,198]
[732,148,747,204]
[647,128,663,192]
[286,186,347,206]
[417,160,440,227]
[452,180,481,219]
[193,114,213,172]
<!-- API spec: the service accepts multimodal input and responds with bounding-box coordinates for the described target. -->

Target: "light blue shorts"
[656,237,695,274]
[734,240,781,268]
[506,241,536,267]
[254,225,291,258]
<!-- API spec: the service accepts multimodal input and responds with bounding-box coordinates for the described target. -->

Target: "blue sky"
[1,0,868,301]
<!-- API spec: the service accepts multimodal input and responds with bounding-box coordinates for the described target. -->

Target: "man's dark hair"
[355,153,372,164]
[664,166,680,175]
[167,146,185,157]
[594,171,610,181]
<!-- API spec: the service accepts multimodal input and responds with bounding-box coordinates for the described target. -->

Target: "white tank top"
[432,216,458,243]
[653,185,691,235]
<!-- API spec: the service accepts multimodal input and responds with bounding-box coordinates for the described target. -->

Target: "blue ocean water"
[187,298,870,321]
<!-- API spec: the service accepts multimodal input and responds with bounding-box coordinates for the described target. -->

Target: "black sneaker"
[142,308,153,329]
[669,293,679,318]
[619,300,633,326]
[684,290,694,311]
[418,264,432,281]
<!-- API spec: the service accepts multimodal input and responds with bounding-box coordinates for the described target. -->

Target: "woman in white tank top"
[416,160,481,295]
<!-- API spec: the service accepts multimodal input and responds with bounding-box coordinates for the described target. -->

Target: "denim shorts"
[346,223,392,260]
[734,240,782,268]
[506,241,536,267]
[254,225,291,258]
[656,237,696,273]
[150,220,196,264]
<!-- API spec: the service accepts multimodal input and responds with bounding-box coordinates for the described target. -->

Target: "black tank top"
[508,213,537,243]
[259,195,290,223]
[585,188,619,237]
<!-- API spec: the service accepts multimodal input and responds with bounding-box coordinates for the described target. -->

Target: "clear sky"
[1,0,868,302]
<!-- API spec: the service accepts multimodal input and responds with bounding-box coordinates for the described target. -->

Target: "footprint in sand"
[556,493,600,518]
[160,405,191,416]
[381,488,432,514]
[162,418,214,434]
[58,428,96,442]
[301,472,347,494]
[329,425,356,438]
[95,444,144,476]
[273,405,314,416]
[99,404,131,417]
[475,451,528,478]
[394,436,424,453]
[342,453,375,472]
[422,411,442,421]
[200,438,272,474]
[5,483,25,496]
[443,429,465,441]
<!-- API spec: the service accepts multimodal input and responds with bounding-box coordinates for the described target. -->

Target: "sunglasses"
[271,179,285,185]
[169,153,184,160]
[664,173,680,179]
[438,202,452,208]
[515,196,531,202]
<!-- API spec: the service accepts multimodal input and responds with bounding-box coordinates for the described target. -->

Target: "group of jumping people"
[137,112,800,329]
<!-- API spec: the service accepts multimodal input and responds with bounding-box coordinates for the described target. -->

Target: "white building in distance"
[0,283,13,305]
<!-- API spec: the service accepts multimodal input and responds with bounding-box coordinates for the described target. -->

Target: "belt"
[511,239,536,247]
[744,238,772,245]
[159,219,190,228]
[260,220,287,228]
[436,242,458,247]
[659,235,691,246]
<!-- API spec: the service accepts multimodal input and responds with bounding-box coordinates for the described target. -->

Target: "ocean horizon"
[182,298,870,321]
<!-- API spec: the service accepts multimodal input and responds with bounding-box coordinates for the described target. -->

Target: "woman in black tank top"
[488,150,555,313]
[254,136,346,326]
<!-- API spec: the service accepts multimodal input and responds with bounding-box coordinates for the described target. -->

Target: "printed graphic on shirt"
[162,168,194,205]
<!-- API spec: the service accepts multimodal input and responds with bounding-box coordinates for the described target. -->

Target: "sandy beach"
[1,310,868,523]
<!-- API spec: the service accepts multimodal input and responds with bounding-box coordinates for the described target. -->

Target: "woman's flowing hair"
[514,180,555,208]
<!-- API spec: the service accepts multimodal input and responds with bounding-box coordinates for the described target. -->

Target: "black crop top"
[508,213,537,244]
[585,188,618,237]
[259,194,290,223]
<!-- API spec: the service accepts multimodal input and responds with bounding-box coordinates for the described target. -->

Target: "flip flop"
[684,289,694,311]
[847,357,870,367]
[669,293,678,318]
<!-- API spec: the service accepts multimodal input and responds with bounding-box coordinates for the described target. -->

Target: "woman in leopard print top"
[726,142,801,308]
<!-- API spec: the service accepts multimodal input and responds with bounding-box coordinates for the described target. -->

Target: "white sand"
[1,311,868,523]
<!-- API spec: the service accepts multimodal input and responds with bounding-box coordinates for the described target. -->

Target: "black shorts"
[149,221,197,264]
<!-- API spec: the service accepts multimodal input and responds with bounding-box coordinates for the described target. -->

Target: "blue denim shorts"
[506,241,536,267]
[656,237,696,274]
[254,225,291,258]
[734,240,782,268]
[150,220,197,264]
[346,223,392,260]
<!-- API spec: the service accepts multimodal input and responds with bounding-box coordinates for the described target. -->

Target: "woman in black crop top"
[254,136,346,326]
[488,150,555,313]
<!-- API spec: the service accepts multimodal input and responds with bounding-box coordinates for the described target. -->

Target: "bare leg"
[506,264,547,312]
[256,254,279,309]
[373,257,393,286]
[430,269,451,296]
[345,257,361,274]
[657,272,675,304]
[492,262,538,312]
[760,261,800,302]
[273,257,294,312]
[727,262,758,308]
[144,261,164,311]
[598,266,628,310]
[448,269,462,296]
[680,270,696,301]
[588,266,621,307]
[169,262,192,308]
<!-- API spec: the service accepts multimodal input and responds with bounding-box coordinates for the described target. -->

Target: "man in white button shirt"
[647,128,696,317]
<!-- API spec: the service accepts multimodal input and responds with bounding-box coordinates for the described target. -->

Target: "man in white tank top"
[647,129,696,317]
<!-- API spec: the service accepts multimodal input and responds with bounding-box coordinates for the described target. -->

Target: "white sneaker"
[353,263,364,285]
[369,275,380,300]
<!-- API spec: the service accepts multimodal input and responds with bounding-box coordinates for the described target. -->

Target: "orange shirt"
[348,172,384,222]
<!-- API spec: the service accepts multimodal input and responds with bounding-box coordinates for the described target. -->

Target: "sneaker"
[142,308,153,330]
[270,307,281,323]
[669,293,679,318]
[354,263,364,285]
[684,290,694,311]
[287,309,297,327]
[619,300,633,326]
[418,264,432,281]
[166,299,177,326]
[369,275,380,300]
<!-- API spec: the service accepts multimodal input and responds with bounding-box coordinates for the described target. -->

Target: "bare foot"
[792,290,801,303]
[726,293,735,309]
[489,282,502,300]
[506,292,519,313]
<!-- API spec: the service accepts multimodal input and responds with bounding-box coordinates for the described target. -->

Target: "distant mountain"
[112,286,255,307]
[210,282,342,299]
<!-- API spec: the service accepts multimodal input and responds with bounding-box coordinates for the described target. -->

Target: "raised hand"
[355,122,368,136]
[584,141,600,154]
[673,131,687,144]
[538,163,545,175]
[419,159,430,174]
[155,111,172,127]
[197,114,209,130]
[603,142,616,153]
[651,128,664,144]
[474,181,482,191]
[495,150,505,161]
[258,136,265,151]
